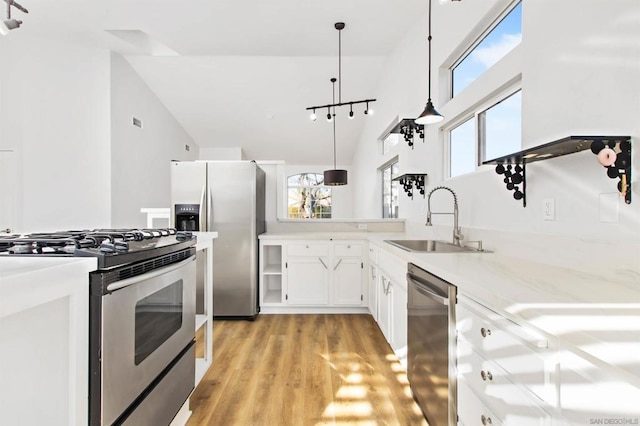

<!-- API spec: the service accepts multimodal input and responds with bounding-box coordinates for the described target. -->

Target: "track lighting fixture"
[415,0,444,125]
[306,22,376,121]
[310,109,317,121]
[1,0,28,36]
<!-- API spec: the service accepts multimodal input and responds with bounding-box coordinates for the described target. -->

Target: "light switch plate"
[543,198,555,221]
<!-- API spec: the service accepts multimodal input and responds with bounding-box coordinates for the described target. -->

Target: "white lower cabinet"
[368,262,378,320]
[457,295,552,426]
[378,275,392,343]
[286,257,329,305]
[370,243,408,360]
[259,239,366,311]
[458,379,504,426]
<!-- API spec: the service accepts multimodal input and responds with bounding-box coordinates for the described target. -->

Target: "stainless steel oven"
[407,263,457,426]
[90,247,197,425]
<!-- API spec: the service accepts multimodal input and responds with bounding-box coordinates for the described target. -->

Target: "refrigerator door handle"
[199,185,206,231]
[207,187,213,231]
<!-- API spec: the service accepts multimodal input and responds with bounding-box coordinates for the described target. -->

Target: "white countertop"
[193,232,218,251]
[263,231,640,385]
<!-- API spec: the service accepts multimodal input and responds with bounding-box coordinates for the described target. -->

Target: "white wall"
[351,0,640,264]
[200,147,246,160]
[110,53,199,228]
[0,36,112,232]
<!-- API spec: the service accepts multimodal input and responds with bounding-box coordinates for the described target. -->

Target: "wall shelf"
[393,174,427,199]
[482,136,631,207]
[388,118,424,149]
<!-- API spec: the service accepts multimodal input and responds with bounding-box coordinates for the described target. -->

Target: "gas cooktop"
[0,228,196,269]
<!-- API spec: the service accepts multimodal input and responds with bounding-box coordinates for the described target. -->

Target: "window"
[382,133,401,155]
[448,89,521,178]
[481,90,522,161]
[449,118,476,178]
[452,2,522,97]
[287,173,332,219]
[381,161,399,218]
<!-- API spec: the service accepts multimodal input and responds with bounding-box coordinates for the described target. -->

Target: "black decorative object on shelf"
[483,136,632,207]
[389,119,425,149]
[393,174,427,199]
[590,138,632,204]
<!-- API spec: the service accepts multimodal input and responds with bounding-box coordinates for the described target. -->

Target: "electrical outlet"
[358,224,368,230]
[543,198,555,221]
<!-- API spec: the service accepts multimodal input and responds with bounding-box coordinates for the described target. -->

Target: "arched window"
[287,173,332,219]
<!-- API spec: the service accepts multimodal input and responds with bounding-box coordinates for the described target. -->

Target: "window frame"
[445,83,522,179]
[380,158,400,218]
[450,0,522,99]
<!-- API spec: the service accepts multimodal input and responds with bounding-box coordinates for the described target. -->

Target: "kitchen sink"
[384,239,486,253]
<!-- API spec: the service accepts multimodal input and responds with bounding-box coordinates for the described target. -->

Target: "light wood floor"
[187,314,428,426]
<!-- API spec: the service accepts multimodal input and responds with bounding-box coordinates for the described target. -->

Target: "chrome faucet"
[425,186,464,246]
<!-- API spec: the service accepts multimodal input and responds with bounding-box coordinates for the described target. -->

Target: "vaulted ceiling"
[16,0,428,163]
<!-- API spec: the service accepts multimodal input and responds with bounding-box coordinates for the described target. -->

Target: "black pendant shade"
[416,100,444,125]
[324,169,348,186]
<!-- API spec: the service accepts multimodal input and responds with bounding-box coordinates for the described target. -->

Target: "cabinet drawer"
[458,379,504,426]
[334,243,363,257]
[457,302,549,402]
[287,243,330,257]
[458,337,551,425]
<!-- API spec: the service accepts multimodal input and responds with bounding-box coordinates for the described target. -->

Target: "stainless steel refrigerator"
[170,160,266,319]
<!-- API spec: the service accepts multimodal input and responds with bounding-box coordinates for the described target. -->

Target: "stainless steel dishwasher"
[407,263,457,426]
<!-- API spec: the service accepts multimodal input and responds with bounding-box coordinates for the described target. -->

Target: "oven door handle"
[407,274,449,306]
[106,256,195,292]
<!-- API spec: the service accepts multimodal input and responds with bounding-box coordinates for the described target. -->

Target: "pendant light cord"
[332,80,337,168]
[427,0,432,102]
[338,28,342,104]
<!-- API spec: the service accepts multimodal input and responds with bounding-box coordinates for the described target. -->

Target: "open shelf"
[482,136,632,206]
[263,289,282,304]
[392,173,427,199]
[388,118,424,149]
[263,265,282,275]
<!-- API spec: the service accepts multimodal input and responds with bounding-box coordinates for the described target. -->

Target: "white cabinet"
[260,241,284,305]
[368,262,379,320]
[555,350,640,425]
[371,243,408,360]
[333,242,364,306]
[259,239,367,313]
[457,295,552,426]
[286,257,330,305]
[378,275,392,343]
[391,280,407,353]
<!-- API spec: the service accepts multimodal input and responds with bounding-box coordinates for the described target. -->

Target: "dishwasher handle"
[407,273,449,306]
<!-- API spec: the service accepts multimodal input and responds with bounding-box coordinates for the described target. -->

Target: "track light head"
[310,109,317,121]
[326,109,333,122]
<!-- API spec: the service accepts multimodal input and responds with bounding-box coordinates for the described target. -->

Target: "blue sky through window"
[452,2,522,97]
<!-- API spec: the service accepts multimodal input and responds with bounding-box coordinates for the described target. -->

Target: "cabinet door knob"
[480,327,491,337]
[481,415,493,425]
[480,370,486,381]
[306,245,309,248]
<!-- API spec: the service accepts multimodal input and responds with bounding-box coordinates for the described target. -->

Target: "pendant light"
[324,78,348,186]
[415,0,444,125]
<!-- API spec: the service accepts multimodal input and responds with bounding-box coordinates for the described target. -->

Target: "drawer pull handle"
[480,370,493,381]
[319,258,328,269]
[480,327,492,337]
[481,415,493,425]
